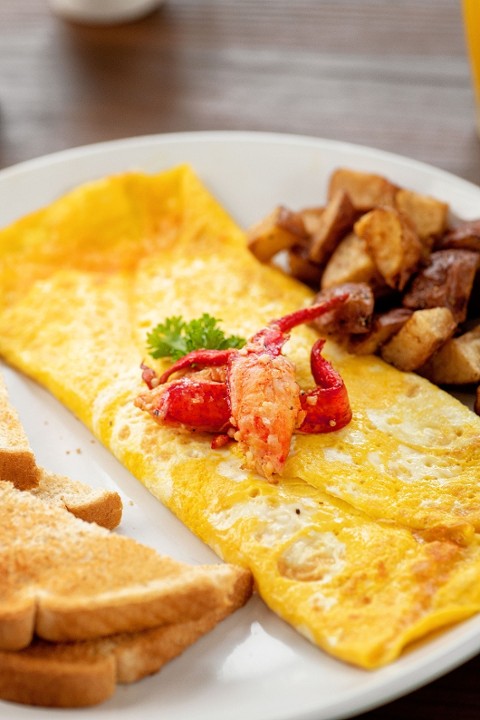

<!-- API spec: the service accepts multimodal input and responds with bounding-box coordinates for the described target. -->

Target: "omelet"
[2,165,480,668]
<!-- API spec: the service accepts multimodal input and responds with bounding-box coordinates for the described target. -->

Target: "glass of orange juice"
[462,0,480,134]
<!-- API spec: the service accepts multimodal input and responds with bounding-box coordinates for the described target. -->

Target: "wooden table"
[2,0,480,183]
[1,1,479,718]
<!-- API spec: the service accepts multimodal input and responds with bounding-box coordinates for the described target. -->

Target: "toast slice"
[0,375,39,489]
[0,482,253,652]
[0,607,241,708]
[0,372,123,528]
[30,468,123,530]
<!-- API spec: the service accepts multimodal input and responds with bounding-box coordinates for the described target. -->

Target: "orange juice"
[462,0,480,133]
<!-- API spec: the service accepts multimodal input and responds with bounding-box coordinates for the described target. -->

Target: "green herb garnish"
[146,314,246,361]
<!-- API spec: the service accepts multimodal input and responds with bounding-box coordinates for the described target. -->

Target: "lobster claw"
[298,339,352,433]
[135,376,231,433]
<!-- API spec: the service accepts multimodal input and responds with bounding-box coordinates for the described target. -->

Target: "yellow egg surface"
[1,165,480,668]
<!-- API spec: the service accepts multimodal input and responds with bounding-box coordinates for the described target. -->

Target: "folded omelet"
[2,165,480,668]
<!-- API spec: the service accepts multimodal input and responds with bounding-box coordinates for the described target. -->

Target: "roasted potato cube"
[321,232,379,289]
[312,282,374,336]
[328,168,397,212]
[299,207,325,236]
[419,325,480,385]
[308,190,357,265]
[380,307,456,372]
[247,205,308,262]
[436,218,480,252]
[402,249,479,323]
[348,307,413,355]
[287,245,322,286]
[354,207,423,290]
[395,188,449,246]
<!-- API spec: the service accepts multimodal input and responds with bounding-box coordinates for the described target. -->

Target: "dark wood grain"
[1,2,479,718]
[2,0,480,183]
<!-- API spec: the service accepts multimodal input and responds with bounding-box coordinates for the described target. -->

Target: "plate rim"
[1,129,480,720]
[2,129,480,195]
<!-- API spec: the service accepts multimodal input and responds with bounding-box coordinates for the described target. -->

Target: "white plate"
[1,131,480,720]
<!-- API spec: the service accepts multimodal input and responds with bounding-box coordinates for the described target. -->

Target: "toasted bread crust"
[0,607,242,707]
[0,451,39,490]
[0,376,40,489]
[31,469,123,530]
[1,373,123,527]
[0,643,116,708]
[35,567,244,642]
[0,482,252,651]
[0,603,36,654]
[66,493,123,530]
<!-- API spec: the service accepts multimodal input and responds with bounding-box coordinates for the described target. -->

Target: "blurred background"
[2,0,479,183]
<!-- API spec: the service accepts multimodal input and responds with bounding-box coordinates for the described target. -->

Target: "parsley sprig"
[146,314,246,361]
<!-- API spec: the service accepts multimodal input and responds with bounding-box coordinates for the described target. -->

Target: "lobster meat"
[135,296,352,481]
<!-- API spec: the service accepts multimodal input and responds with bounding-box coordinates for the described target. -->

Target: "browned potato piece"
[247,205,308,262]
[402,249,479,323]
[328,168,397,212]
[248,168,480,389]
[308,190,357,265]
[287,245,323,286]
[437,218,480,252]
[348,307,413,355]
[419,325,480,384]
[354,207,423,290]
[380,307,457,371]
[395,189,449,247]
[299,207,325,236]
[312,282,374,336]
[321,232,379,289]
